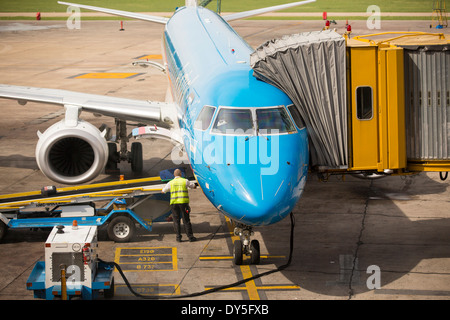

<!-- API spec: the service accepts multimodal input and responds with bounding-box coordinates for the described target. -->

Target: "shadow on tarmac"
[259,173,450,297]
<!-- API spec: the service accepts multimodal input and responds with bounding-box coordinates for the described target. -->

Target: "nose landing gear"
[233,225,260,265]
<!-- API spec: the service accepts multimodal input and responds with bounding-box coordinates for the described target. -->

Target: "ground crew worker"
[162,169,197,242]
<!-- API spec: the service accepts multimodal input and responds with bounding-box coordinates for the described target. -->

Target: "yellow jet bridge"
[251,30,450,179]
[346,32,450,175]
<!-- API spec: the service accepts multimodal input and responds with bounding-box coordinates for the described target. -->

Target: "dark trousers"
[171,204,194,239]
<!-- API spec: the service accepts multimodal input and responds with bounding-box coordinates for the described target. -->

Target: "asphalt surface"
[0,18,448,305]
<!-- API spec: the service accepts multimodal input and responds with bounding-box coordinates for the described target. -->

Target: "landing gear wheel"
[233,240,243,265]
[250,240,260,265]
[105,142,120,173]
[130,142,143,173]
[107,216,135,242]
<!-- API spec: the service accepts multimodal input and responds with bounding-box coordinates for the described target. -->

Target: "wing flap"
[0,84,169,124]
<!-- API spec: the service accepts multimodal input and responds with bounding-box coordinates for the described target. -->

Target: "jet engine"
[35,119,108,184]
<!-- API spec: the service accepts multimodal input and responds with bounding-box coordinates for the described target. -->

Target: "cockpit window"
[287,105,305,129]
[256,107,296,133]
[210,106,298,135]
[212,108,253,134]
[194,105,216,131]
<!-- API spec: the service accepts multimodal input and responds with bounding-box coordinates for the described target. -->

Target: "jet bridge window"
[356,86,373,120]
[194,105,216,130]
[212,108,253,134]
[256,107,296,134]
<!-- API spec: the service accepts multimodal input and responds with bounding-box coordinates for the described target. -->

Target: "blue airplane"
[0,1,313,264]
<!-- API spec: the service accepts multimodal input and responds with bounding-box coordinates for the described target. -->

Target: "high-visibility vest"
[169,178,189,205]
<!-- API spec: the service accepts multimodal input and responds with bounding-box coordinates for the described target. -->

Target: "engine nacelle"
[36,119,108,184]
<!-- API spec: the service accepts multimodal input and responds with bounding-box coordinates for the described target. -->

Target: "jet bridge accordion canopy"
[403,44,450,161]
[251,30,348,169]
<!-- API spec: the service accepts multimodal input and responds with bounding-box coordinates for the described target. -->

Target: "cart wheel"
[0,221,7,242]
[250,240,260,265]
[107,216,135,242]
[104,277,115,299]
[233,240,243,265]
[130,142,143,173]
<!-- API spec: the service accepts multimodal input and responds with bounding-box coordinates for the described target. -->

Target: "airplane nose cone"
[195,130,309,226]
[213,162,307,226]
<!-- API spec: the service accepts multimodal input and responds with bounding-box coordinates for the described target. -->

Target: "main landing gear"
[233,224,260,265]
[105,120,143,175]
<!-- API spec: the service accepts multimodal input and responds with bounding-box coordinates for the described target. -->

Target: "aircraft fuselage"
[163,6,309,226]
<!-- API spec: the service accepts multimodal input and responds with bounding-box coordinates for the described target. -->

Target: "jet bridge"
[251,30,450,177]
[251,30,348,170]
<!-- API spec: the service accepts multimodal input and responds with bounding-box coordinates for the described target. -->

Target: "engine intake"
[36,119,108,184]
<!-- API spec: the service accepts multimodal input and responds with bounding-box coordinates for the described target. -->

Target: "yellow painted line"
[200,256,233,260]
[224,216,261,299]
[205,285,300,291]
[240,265,260,300]
[202,218,300,299]
[199,255,285,260]
[172,247,178,271]
[75,72,140,79]
[139,54,163,60]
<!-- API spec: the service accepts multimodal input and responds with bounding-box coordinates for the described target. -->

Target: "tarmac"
[0,17,449,305]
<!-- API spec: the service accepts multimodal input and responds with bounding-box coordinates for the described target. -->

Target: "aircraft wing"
[57,1,169,24]
[0,84,173,125]
[58,1,315,24]
[222,0,316,22]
